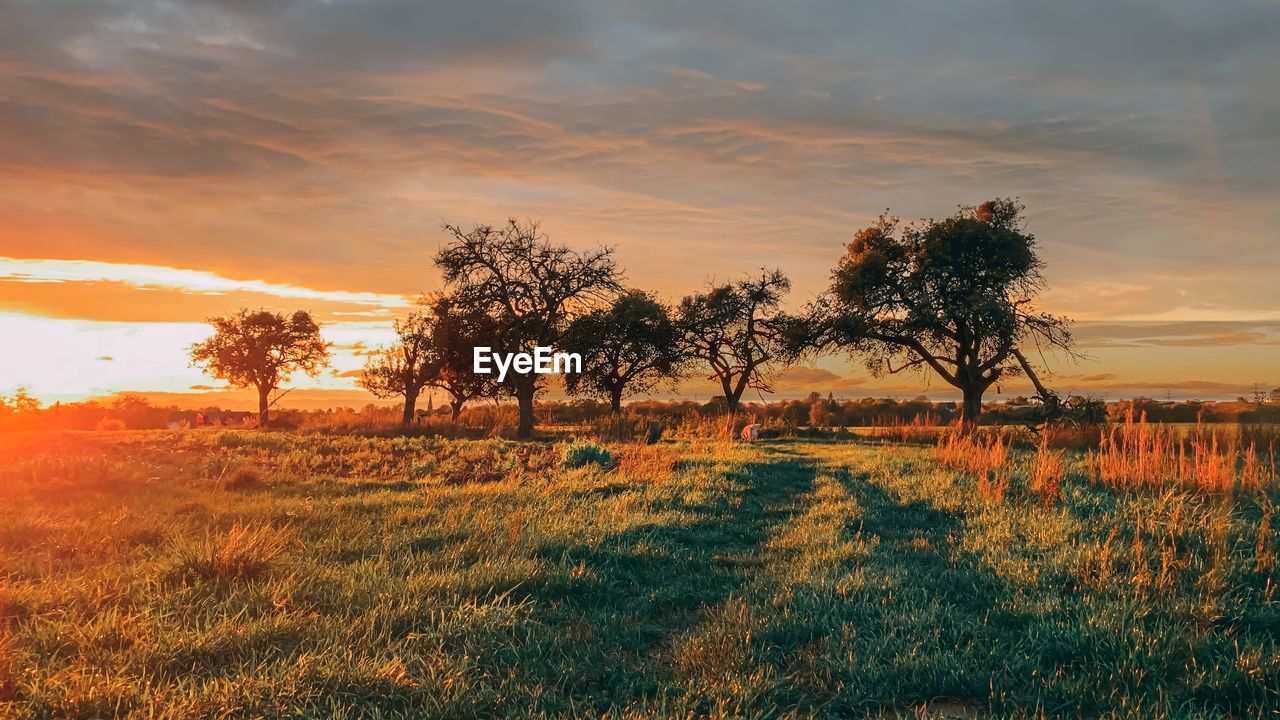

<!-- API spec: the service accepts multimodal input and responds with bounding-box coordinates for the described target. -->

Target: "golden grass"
[172,522,295,583]
[1028,433,1066,506]
[934,431,1010,503]
[1088,411,1276,495]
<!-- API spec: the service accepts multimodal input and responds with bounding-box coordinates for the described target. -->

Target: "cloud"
[1078,373,1117,382]
[1074,321,1280,349]
[0,0,1278,403]
[0,258,409,307]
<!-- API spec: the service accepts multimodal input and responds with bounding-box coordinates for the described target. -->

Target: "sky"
[1,0,1277,408]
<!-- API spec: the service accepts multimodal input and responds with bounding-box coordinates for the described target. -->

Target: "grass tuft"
[171,522,294,583]
[220,465,266,491]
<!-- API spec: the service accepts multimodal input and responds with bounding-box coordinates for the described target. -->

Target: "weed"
[560,441,614,469]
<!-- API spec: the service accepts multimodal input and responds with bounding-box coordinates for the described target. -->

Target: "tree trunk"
[450,398,463,423]
[609,385,624,414]
[960,384,984,432]
[401,392,417,426]
[257,385,271,428]
[516,384,536,439]
[723,377,742,415]
[724,393,741,415]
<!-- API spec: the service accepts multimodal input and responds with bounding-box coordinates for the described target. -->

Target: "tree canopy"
[421,292,501,421]
[189,309,331,426]
[434,218,621,437]
[678,269,797,414]
[560,290,683,413]
[809,198,1073,427]
[359,310,439,425]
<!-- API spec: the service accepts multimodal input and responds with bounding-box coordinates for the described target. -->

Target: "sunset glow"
[1,0,1276,408]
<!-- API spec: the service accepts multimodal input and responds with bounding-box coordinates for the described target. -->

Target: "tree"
[359,311,438,426]
[0,387,40,414]
[809,198,1073,430]
[435,219,621,438]
[189,309,331,427]
[560,290,683,413]
[422,293,500,422]
[678,269,797,414]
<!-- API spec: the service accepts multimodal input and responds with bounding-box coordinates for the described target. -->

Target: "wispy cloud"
[0,258,410,309]
[0,0,1277,402]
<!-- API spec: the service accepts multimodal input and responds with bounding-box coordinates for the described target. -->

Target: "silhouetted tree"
[435,219,621,438]
[359,311,438,426]
[189,309,331,427]
[560,290,683,413]
[678,269,797,414]
[423,293,501,422]
[808,199,1073,430]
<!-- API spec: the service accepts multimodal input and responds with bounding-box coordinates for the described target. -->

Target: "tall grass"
[1088,411,1276,494]
[170,522,295,583]
[934,431,1010,503]
[869,413,946,444]
[1028,432,1066,506]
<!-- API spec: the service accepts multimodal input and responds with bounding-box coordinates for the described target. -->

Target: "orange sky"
[1,0,1277,409]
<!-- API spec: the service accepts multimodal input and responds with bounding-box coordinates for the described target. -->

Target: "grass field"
[1,430,1278,719]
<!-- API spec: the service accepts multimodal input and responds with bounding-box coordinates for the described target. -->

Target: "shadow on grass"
[744,457,1029,716]
[524,455,817,697]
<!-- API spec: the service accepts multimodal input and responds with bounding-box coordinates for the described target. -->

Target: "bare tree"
[189,309,331,427]
[435,219,621,438]
[359,311,438,426]
[678,269,797,415]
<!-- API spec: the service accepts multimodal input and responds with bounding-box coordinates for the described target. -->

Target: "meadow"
[1,428,1277,719]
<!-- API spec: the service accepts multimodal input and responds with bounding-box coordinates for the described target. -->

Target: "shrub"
[560,441,614,469]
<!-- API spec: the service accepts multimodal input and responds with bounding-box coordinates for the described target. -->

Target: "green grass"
[1,430,1277,718]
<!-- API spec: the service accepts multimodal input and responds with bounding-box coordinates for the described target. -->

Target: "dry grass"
[172,522,295,583]
[934,431,1010,503]
[869,414,947,444]
[219,465,266,491]
[1028,433,1066,506]
[614,441,679,482]
[1088,411,1276,495]
[3,430,1279,717]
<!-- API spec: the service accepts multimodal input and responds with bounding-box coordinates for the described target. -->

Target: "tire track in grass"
[662,441,1014,718]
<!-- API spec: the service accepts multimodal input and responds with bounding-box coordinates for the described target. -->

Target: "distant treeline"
[4,390,1278,433]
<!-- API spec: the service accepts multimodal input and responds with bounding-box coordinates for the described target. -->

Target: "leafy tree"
[435,219,621,438]
[359,311,439,426]
[189,309,331,427]
[0,387,40,414]
[560,290,683,413]
[809,198,1073,429]
[678,269,797,414]
[422,293,501,422]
